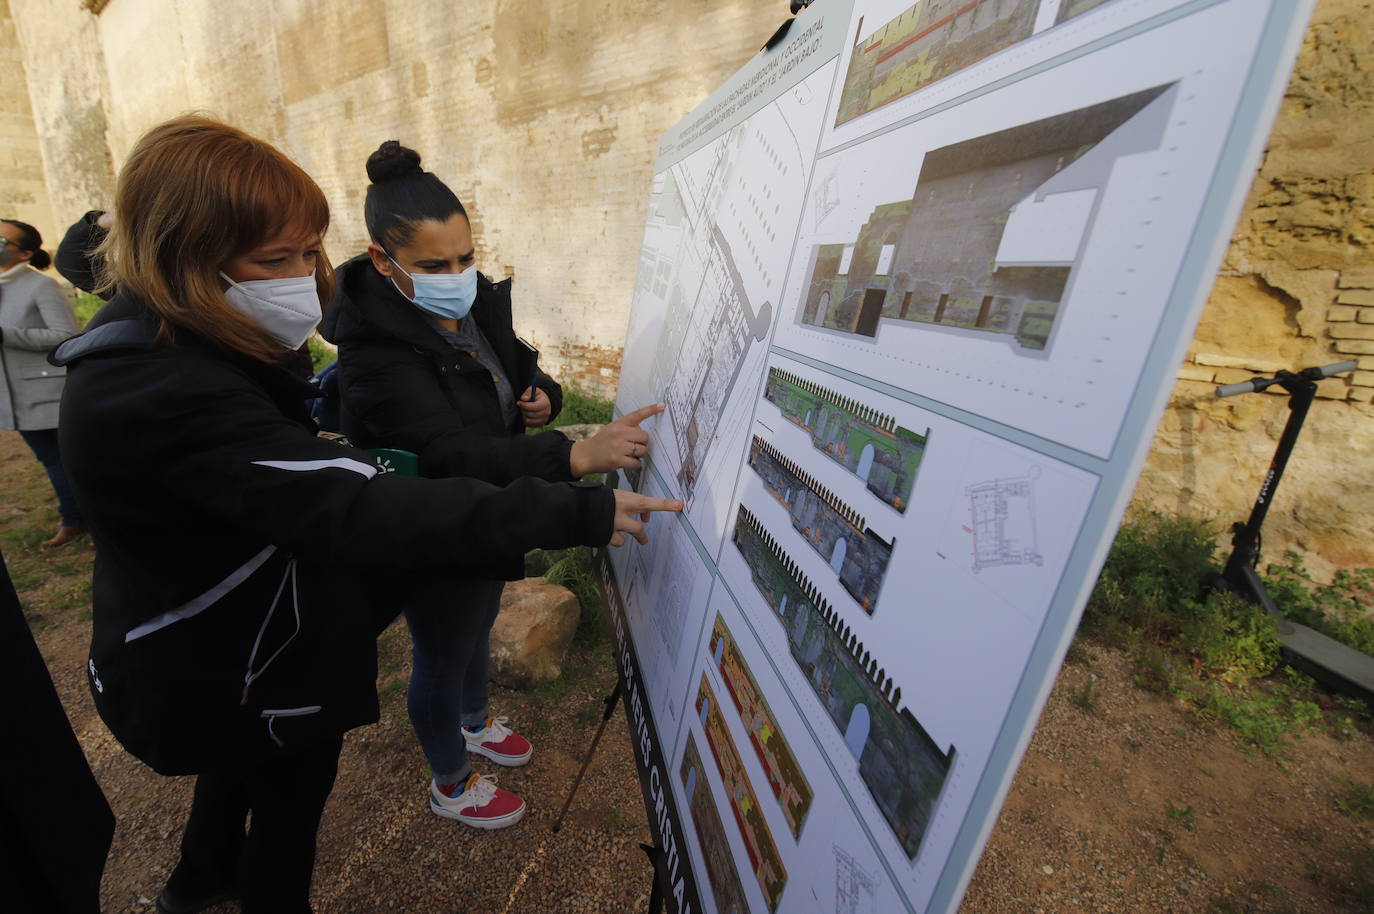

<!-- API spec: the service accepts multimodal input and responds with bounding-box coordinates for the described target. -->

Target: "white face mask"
[220,272,322,350]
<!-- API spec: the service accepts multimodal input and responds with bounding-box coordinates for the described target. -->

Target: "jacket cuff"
[574,481,615,547]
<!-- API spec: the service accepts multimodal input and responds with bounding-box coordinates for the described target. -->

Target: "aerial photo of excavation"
[763,366,928,513]
[732,505,955,859]
[680,733,750,914]
[708,613,814,838]
[697,675,788,911]
[800,84,1175,350]
[748,435,894,613]
[835,0,1040,126]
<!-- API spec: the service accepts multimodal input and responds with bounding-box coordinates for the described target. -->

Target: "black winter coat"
[52,293,614,775]
[321,256,577,581]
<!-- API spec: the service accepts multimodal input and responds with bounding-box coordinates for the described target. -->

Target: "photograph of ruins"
[835,0,1040,126]
[764,366,928,513]
[748,435,895,613]
[800,84,1175,351]
[732,505,955,859]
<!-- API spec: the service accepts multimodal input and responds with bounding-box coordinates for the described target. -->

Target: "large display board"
[603,1,1313,911]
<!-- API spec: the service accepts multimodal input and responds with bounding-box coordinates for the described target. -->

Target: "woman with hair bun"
[52,116,679,913]
[0,218,82,546]
[322,141,659,828]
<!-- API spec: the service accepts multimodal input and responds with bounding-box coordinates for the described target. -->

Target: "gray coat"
[0,267,78,430]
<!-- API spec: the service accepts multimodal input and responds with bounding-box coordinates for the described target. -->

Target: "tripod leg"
[640,843,666,914]
[551,679,622,833]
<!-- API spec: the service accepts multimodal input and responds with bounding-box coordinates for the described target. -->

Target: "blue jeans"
[403,575,505,786]
[19,429,81,527]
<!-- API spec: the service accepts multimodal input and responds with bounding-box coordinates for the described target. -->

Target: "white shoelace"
[479,715,514,740]
[463,773,500,803]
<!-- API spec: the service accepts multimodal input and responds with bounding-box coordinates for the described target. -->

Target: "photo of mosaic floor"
[697,674,788,911]
[709,613,814,838]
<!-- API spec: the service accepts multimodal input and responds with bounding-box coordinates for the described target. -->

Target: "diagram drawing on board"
[681,733,749,914]
[732,504,955,858]
[748,435,894,613]
[965,467,1043,573]
[800,83,1177,350]
[708,614,814,838]
[697,674,788,911]
[764,367,929,513]
[835,0,1040,126]
[834,844,879,914]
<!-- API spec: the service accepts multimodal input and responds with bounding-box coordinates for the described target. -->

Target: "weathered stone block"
[1177,364,1215,383]
[1337,289,1374,306]
[1315,378,1350,399]
[1327,305,1359,321]
[1358,308,1374,324]
[1338,267,1374,288]
[1194,352,1286,371]
[1329,322,1374,340]
[1213,368,1257,385]
[1350,371,1374,388]
[1334,340,1374,355]
[1358,357,1374,370]
[488,577,581,690]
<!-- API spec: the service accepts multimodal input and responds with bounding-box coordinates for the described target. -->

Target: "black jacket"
[52,293,614,775]
[322,256,577,580]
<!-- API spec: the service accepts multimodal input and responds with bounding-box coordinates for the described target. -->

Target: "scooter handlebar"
[1215,379,1258,398]
[1305,360,1357,379]
[1215,360,1357,398]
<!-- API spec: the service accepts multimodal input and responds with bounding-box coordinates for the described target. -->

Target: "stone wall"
[10,0,1373,575]
[1132,0,1374,579]
[0,0,55,244]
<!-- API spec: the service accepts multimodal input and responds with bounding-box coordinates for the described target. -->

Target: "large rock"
[489,577,582,689]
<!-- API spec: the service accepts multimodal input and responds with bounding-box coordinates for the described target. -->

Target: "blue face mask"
[389,256,478,321]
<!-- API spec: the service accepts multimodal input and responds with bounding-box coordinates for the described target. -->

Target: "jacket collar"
[51,291,319,399]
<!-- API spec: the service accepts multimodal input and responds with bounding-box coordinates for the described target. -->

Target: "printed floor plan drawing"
[764,367,928,513]
[709,614,814,838]
[801,84,1176,350]
[965,467,1042,573]
[681,733,750,914]
[616,65,835,538]
[748,435,894,613]
[834,845,879,914]
[697,674,788,911]
[835,0,1040,126]
[733,504,954,858]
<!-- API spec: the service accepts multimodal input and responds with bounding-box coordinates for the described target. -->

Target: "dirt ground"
[5,428,1372,913]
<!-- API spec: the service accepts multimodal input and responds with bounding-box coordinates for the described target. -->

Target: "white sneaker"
[429,773,526,829]
[462,715,533,766]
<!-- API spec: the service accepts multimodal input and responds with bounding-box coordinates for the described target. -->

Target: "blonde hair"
[100,114,333,362]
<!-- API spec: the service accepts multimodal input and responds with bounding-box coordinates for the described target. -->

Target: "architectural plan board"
[604,1,1314,912]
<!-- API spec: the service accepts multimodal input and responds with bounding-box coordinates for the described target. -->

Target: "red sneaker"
[462,715,533,766]
[429,774,525,829]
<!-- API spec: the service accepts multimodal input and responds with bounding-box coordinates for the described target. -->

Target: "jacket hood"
[321,254,509,353]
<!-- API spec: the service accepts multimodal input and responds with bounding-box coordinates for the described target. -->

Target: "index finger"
[617,402,666,428]
[629,495,683,514]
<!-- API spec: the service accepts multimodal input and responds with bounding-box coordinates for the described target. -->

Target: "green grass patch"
[73,292,105,328]
[1083,511,1373,757]
[549,388,613,429]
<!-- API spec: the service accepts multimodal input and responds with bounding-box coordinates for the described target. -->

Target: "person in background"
[0,219,82,547]
[323,140,660,829]
[52,115,678,914]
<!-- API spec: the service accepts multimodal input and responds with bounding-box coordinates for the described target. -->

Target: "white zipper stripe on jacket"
[124,544,277,643]
[262,705,322,748]
[241,558,302,706]
[251,457,378,478]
